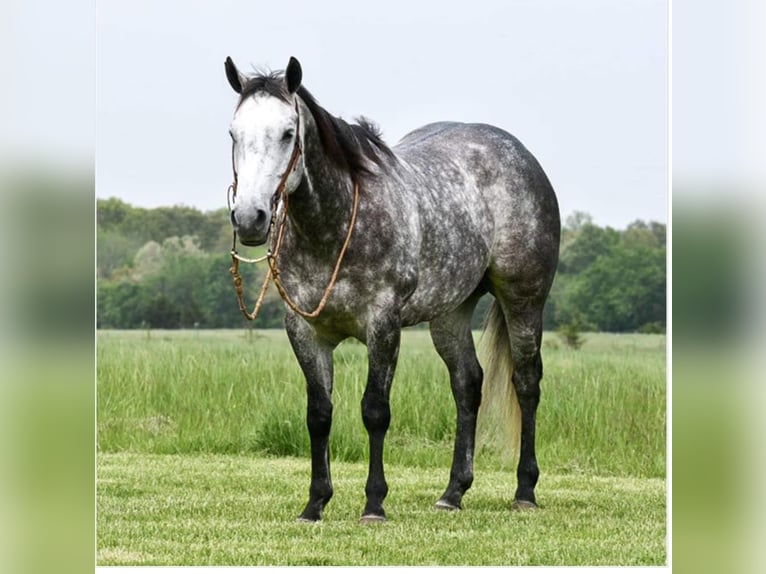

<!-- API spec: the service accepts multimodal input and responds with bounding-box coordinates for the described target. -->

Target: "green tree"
[550,217,666,332]
[558,223,620,274]
[97,229,142,279]
[96,201,667,332]
[563,241,665,332]
[97,197,134,229]
[97,281,151,328]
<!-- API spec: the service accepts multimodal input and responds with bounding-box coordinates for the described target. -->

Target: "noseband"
[228,97,360,321]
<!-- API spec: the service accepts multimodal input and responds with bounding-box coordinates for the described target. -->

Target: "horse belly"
[400,235,490,326]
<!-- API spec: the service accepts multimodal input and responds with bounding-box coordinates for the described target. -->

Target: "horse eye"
[281,129,295,142]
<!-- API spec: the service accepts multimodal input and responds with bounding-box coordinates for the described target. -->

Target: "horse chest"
[277,249,412,340]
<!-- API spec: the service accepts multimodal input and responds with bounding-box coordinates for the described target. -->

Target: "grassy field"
[97,328,667,566]
[98,452,665,566]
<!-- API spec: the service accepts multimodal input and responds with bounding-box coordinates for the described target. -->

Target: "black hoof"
[434,499,461,511]
[297,516,321,523]
[511,499,538,511]
[298,506,323,522]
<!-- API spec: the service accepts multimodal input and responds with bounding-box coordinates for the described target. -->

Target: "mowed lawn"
[97,329,667,566]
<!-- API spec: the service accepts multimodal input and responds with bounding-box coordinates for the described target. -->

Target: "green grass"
[97,328,666,565]
[97,452,666,566]
[97,329,666,477]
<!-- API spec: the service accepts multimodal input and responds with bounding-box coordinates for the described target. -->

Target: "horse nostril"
[230,210,238,227]
[255,209,268,227]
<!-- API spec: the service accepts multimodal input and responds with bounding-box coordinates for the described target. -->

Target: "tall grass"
[97,329,665,478]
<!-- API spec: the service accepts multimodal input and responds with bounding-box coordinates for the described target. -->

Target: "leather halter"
[227,97,360,321]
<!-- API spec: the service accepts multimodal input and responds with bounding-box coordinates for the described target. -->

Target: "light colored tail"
[477,300,521,465]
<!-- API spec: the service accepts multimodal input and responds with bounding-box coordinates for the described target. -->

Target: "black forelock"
[238,69,289,104]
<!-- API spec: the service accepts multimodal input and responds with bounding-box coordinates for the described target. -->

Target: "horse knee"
[307,401,332,436]
[361,393,390,433]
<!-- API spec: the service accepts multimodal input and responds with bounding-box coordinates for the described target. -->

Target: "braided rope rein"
[227,98,360,320]
[229,179,360,321]
[226,99,359,321]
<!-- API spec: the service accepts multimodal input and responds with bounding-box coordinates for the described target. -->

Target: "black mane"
[238,71,395,180]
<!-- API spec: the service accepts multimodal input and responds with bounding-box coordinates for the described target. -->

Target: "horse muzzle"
[232,207,270,246]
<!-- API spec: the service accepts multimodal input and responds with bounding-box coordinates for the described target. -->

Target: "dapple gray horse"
[225,56,560,522]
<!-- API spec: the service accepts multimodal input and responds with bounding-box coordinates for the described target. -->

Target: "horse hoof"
[359,514,387,524]
[296,516,320,523]
[434,499,461,511]
[511,499,538,511]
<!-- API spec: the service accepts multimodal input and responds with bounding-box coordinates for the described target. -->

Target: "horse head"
[225,56,305,246]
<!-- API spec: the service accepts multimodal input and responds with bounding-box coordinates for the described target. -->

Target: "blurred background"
[2,0,765,572]
[2,1,94,574]
[674,0,766,573]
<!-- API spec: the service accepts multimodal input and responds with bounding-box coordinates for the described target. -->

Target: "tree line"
[97,198,666,332]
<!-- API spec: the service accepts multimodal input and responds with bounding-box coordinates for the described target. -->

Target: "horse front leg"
[285,312,337,522]
[360,310,401,523]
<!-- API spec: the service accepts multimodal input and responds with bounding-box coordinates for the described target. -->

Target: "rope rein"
[228,99,360,321]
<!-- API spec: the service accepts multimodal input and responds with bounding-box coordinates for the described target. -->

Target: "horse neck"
[285,107,355,249]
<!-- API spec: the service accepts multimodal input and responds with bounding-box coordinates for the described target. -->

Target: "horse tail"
[477,300,521,463]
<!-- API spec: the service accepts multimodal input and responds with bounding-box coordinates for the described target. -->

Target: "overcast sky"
[96,0,667,229]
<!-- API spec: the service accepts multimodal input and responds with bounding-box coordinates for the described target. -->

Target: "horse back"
[395,122,560,287]
[384,122,558,323]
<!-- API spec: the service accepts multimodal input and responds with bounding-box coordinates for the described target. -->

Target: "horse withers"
[224,56,560,522]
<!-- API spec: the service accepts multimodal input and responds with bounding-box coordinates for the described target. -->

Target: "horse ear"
[285,57,302,94]
[225,56,243,94]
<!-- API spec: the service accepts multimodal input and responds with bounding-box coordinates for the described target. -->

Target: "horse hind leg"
[493,292,546,509]
[430,295,483,510]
